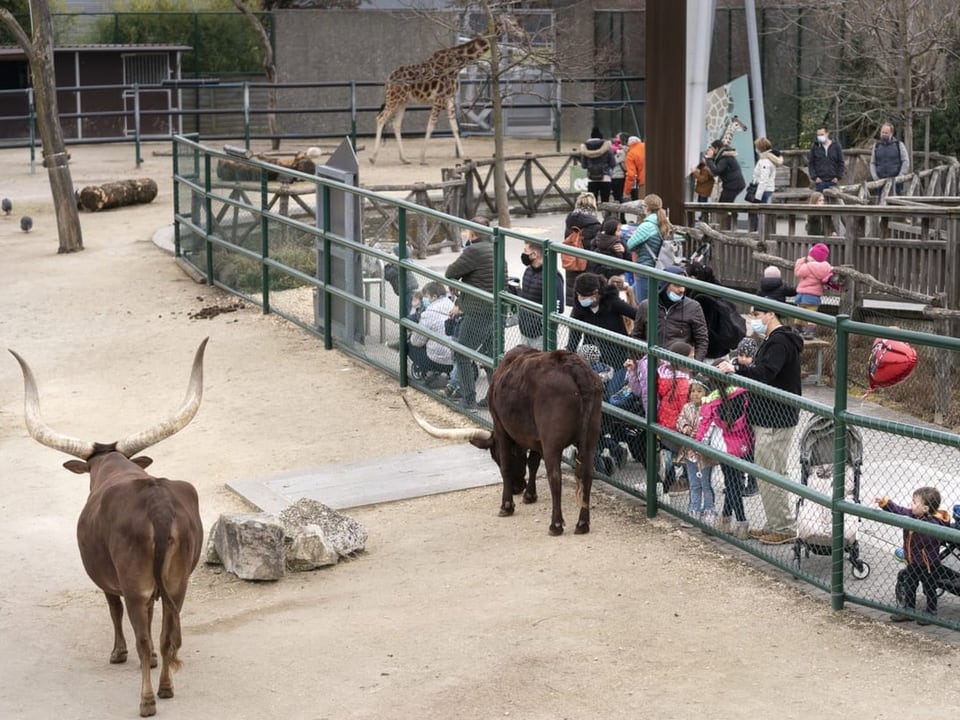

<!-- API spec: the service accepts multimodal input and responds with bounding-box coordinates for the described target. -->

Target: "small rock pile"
[206,498,367,581]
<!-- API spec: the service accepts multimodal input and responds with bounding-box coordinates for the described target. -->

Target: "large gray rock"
[205,499,367,579]
[211,513,287,581]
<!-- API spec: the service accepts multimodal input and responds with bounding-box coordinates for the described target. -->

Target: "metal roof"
[0,44,192,59]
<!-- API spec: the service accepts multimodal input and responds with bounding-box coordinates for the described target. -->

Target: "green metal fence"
[172,134,960,630]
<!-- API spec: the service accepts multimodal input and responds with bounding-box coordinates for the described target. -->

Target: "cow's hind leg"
[574,446,595,534]
[543,457,565,535]
[124,595,157,717]
[157,600,183,699]
[106,592,128,664]
[523,450,541,504]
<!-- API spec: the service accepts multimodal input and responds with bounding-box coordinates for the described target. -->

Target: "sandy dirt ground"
[2,137,960,720]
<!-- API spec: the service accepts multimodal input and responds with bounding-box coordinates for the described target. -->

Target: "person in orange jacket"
[622,135,645,202]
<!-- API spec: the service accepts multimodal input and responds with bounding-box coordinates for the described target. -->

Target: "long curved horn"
[401,393,491,443]
[115,337,209,457]
[10,350,97,460]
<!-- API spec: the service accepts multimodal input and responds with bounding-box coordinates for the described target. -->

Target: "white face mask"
[817,134,827,144]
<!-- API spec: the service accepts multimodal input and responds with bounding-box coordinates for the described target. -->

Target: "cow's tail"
[150,497,184,672]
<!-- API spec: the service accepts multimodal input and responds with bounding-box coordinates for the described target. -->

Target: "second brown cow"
[404,346,603,535]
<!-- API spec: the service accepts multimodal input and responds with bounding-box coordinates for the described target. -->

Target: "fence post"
[133,84,142,169]
[243,82,251,149]
[831,314,853,611]
[523,153,534,217]
[260,166,270,314]
[203,153,214,283]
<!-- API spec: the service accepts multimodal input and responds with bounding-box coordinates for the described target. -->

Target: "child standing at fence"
[793,242,835,339]
[695,378,753,538]
[874,486,960,624]
[676,376,713,524]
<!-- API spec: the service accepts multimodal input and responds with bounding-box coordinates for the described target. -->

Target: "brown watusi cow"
[9,339,208,717]
[403,346,603,535]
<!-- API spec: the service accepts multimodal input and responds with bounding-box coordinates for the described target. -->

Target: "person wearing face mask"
[566,272,636,394]
[514,241,565,348]
[407,282,456,387]
[630,265,709,363]
[807,126,845,193]
[445,215,505,409]
[869,122,909,198]
[717,306,803,545]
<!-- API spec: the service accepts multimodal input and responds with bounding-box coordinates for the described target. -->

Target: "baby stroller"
[931,505,960,597]
[793,416,871,579]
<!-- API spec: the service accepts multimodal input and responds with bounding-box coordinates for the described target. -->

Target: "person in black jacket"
[566,272,636,395]
[705,139,746,228]
[807,126,845,193]
[587,217,629,278]
[757,265,796,305]
[515,241,564,348]
[718,305,803,544]
[580,127,616,205]
[563,192,602,305]
[445,216,503,408]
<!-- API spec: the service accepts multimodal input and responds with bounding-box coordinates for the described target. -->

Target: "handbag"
[744,181,759,203]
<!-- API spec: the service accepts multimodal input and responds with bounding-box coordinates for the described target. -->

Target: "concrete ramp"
[228,444,498,514]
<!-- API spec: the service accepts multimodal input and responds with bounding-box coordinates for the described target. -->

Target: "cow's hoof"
[574,522,590,535]
[140,696,157,717]
[498,504,515,517]
[522,492,537,505]
[109,649,127,664]
[548,523,564,536]
[158,685,174,699]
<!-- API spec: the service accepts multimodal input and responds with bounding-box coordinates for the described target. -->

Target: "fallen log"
[215,148,323,183]
[77,179,158,212]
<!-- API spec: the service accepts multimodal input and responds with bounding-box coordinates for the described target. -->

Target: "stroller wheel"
[851,560,870,580]
[411,365,427,380]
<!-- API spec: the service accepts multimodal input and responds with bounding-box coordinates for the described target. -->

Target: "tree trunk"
[1,1,84,254]
[233,0,280,150]
[78,179,158,212]
[489,29,510,229]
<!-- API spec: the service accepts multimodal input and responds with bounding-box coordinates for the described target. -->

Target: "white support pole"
[745,0,766,139]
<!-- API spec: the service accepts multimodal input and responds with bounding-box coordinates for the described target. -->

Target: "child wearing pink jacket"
[793,242,834,339]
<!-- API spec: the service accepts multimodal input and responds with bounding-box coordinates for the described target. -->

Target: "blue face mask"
[667,290,683,303]
[421,298,430,309]
[579,297,595,308]
[751,319,767,336]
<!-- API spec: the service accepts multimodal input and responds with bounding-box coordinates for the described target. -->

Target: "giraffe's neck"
[437,36,491,72]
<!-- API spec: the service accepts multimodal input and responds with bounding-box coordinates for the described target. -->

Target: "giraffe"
[369,19,521,166]
[720,114,749,146]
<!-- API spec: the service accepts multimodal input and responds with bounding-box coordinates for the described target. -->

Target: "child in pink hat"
[793,243,834,339]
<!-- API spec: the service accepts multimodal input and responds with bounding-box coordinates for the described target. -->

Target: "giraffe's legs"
[445,96,465,161]
[391,107,410,164]
[370,98,410,165]
[420,98,463,165]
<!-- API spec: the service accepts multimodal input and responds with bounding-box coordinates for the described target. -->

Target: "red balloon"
[867,338,917,390]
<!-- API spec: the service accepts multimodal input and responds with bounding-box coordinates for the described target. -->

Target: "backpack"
[625,221,680,270]
[586,159,605,182]
[710,297,747,352]
[561,226,587,271]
